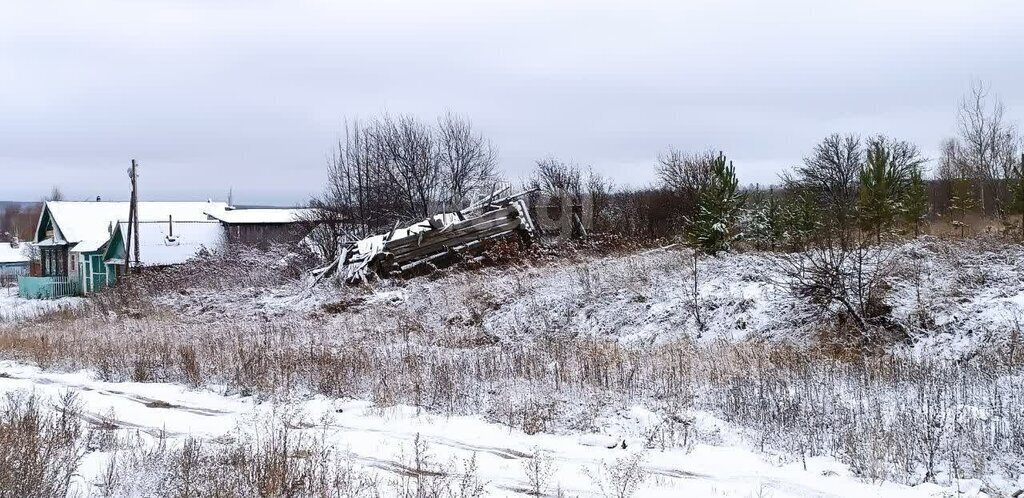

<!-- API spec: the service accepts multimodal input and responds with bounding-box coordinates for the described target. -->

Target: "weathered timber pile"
[321,190,537,283]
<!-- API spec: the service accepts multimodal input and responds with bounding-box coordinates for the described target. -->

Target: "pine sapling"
[903,166,929,237]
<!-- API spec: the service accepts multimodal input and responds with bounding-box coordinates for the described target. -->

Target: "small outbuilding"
[0,241,30,279]
[204,207,314,246]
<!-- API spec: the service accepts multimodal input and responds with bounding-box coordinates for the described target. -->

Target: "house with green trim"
[21,200,229,298]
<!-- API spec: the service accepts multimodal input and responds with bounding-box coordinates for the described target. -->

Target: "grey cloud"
[1,0,1022,204]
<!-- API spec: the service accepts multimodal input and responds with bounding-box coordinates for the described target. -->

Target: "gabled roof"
[106,220,225,267]
[204,208,313,224]
[38,201,230,244]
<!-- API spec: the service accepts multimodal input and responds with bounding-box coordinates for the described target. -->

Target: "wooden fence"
[17,275,82,299]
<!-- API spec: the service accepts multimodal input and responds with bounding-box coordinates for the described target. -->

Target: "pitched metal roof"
[108,220,225,267]
[204,208,313,224]
[40,201,229,244]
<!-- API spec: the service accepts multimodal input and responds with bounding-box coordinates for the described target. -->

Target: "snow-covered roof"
[0,244,29,264]
[70,239,108,253]
[110,220,226,267]
[41,201,229,244]
[204,208,312,224]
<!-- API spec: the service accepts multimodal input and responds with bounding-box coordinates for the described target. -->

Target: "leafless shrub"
[773,239,904,347]
[642,412,693,452]
[178,344,202,387]
[453,453,487,498]
[522,447,556,495]
[100,411,388,497]
[584,452,647,498]
[0,391,86,498]
[657,149,717,223]
[391,432,454,498]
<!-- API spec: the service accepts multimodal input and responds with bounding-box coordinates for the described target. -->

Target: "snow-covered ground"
[161,236,1017,356]
[0,286,83,323]
[0,361,980,497]
[3,238,1023,496]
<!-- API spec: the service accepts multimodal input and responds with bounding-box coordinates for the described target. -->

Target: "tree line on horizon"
[4,82,1023,253]
[308,80,1024,258]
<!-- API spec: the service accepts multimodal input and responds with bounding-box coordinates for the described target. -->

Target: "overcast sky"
[2,0,1023,205]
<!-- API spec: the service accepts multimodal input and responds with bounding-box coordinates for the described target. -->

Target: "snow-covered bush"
[0,391,85,498]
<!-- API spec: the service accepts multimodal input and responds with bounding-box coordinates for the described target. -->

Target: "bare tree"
[657,149,716,206]
[876,135,925,176]
[306,113,504,261]
[943,81,1020,215]
[47,186,65,202]
[378,114,443,218]
[786,134,863,246]
[310,119,405,240]
[527,159,615,237]
[530,158,584,201]
[437,111,499,208]
[586,169,615,232]
[935,138,966,181]
[527,158,585,238]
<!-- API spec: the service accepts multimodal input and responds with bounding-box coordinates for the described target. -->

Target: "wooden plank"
[388,218,521,261]
[398,228,518,272]
[337,195,535,282]
[386,216,519,256]
[383,206,516,250]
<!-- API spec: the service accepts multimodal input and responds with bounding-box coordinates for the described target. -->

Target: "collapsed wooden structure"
[316,188,537,283]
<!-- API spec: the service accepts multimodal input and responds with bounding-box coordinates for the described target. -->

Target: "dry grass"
[0,391,86,498]
[92,412,496,497]
[2,310,1022,491]
[2,238,1023,493]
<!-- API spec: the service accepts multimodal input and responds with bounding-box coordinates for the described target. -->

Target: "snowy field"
[0,361,986,497]
[1,238,1022,496]
[0,285,83,323]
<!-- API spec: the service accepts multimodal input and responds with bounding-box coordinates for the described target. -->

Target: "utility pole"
[131,160,140,273]
[124,160,140,274]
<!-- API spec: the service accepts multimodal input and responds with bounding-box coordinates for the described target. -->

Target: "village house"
[19,200,311,299]
[101,218,227,276]
[205,207,311,246]
[0,240,30,287]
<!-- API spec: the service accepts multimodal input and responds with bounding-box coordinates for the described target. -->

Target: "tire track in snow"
[1,371,232,417]
[331,423,534,460]
[0,363,915,497]
[328,421,711,485]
